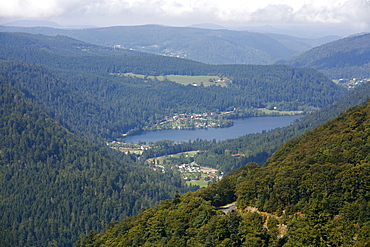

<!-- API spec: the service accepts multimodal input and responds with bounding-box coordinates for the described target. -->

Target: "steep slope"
[237,101,370,214]
[0,25,338,65]
[283,33,370,78]
[78,101,370,246]
[0,76,195,247]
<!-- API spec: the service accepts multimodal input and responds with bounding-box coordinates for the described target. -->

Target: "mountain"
[235,24,349,39]
[3,20,62,28]
[0,32,346,142]
[282,33,370,79]
[0,31,355,246]
[77,100,370,247]
[0,25,340,65]
[188,23,226,29]
[0,28,368,247]
[0,73,196,247]
[2,20,96,29]
[265,33,341,54]
[0,32,146,57]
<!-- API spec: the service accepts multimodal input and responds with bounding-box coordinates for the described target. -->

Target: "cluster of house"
[338,78,370,89]
[108,141,151,155]
[176,162,202,173]
[164,112,216,121]
[177,162,223,181]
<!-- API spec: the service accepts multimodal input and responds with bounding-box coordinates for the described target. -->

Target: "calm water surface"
[124,115,302,143]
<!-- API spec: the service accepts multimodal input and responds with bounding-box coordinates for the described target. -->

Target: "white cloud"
[0,0,95,18]
[2,0,370,32]
[0,0,61,18]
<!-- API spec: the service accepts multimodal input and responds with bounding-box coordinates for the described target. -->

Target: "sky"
[1,0,370,36]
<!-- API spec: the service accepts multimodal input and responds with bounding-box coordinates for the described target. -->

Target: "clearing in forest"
[112,73,231,87]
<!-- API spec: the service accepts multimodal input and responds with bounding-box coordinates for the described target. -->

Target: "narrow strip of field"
[186,180,209,188]
[113,73,231,87]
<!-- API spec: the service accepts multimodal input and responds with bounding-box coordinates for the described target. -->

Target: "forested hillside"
[283,33,370,79]
[0,32,346,142]
[0,32,146,57]
[187,80,370,173]
[0,30,365,247]
[0,25,339,65]
[78,101,370,247]
[0,76,196,246]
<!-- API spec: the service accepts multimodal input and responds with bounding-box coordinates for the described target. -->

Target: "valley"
[0,28,370,247]
[79,98,370,247]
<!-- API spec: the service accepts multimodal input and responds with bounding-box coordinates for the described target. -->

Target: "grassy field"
[186,180,209,188]
[168,151,199,157]
[258,108,304,115]
[152,151,198,163]
[115,73,230,87]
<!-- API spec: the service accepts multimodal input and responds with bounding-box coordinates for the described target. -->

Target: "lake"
[124,115,303,143]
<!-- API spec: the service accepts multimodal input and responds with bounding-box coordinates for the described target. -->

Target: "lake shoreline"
[123,115,303,144]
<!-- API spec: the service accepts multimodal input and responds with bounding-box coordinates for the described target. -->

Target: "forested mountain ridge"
[0,32,346,142]
[0,24,340,65]
[0,31,362,247]
[0,76,197,246]
[282,33,370,79]
[0,32,146,57]
[78,100,370,247]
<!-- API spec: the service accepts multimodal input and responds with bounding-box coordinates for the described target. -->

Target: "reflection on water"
[124,115,303,143]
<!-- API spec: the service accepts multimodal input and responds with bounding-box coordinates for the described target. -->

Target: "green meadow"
[116,73,230,87]
[186,180,209,188]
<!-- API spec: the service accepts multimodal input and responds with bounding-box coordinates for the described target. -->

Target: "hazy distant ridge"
[0,24,340,65]
[283,33,370,78]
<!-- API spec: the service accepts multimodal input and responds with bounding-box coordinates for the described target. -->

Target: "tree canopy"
[78,101,370,246]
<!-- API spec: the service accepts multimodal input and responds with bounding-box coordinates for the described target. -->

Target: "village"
[146,153,224,188]
[107,141,224,187]
[335,78,370,89]
[145,111,234,130]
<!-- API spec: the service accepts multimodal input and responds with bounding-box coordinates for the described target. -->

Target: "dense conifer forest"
[78,101,370,247]
[1,30,369,246]
[0,32,346,142]
[0,76,199,246]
